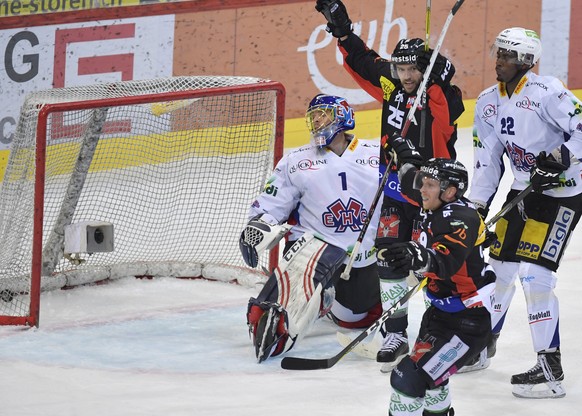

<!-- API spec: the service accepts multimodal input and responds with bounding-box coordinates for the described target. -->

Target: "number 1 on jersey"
[338,172,348,191]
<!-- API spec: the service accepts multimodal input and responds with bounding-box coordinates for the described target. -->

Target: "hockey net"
[0,76,285,326]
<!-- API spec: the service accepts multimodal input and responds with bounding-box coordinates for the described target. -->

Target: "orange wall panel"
[172,0,543,118]
[568,1,582,88]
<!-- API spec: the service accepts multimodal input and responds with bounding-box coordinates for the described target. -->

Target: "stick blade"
[336,331,379,360]
[280,356,337,370]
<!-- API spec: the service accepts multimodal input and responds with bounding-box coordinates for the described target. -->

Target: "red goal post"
[0,76,285,327]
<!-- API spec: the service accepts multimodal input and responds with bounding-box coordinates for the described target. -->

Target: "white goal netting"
[0,76,285,325]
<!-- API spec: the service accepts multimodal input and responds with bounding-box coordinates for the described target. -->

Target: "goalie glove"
[377,241,431,275]
[529,151,567,193]
[315,0,352,38]
[239,215,290,268]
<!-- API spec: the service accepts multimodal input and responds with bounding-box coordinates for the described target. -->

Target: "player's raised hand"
[315,0,352,38]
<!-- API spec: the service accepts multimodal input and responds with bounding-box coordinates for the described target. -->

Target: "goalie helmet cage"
[0,76,285,327]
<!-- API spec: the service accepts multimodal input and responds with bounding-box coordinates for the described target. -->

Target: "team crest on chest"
[322,198,367,232]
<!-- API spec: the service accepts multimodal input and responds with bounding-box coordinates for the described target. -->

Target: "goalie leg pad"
[246,233,347,361]
[276,234,346,345]
[247,299,291,363]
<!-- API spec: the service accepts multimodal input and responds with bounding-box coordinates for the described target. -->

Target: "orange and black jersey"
[338,33,464,169]
[400,166,490,301]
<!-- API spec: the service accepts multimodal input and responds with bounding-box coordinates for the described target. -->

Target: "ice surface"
[0,128,580,416]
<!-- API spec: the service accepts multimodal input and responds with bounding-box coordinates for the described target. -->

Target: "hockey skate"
[511,350,565,399]
[377,330,409,373]
[247,300,289,363]
[458,332,499,374]
[458,348,489,373]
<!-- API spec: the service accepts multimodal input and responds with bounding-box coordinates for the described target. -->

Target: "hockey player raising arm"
[316,0,465,371]
[380,144,495,416]
[469,27,582,399]
[239,94,382,363]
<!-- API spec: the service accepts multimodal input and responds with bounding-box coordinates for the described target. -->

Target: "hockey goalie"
[239,94,382,362]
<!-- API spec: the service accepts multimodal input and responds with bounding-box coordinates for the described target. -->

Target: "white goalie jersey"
[249,137,381,268]
[470,70,582,203]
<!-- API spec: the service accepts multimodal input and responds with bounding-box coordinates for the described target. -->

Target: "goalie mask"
[491,27,542,66]
[305,94,355,148]
[414,158,468,200]
[390,38,424,78]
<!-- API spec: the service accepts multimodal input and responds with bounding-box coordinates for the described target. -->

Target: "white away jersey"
[470,71,582,203]
[249,137,381,267]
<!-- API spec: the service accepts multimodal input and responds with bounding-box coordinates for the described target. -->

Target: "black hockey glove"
[315,0,352,38]
[482,229,498,249]
[472,200,489,220]
[415,48,455,86]
[529,151,567,193]
[382,132,423,168]
[377,241,430,275]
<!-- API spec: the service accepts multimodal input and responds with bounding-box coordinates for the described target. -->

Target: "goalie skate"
[248,302,289,363]
[511,350,565,399]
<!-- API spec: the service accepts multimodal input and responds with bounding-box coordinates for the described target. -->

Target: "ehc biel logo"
[322,198,367,232]
[505,141,536,172]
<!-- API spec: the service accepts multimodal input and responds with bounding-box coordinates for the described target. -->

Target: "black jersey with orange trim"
[399,165,490,300]
[338,33,464,171]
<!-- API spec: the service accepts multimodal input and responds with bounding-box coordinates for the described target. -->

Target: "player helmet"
[305,94,355,148]
[414,158,468,199]
[390,38,424,78]
[492,27,542,66]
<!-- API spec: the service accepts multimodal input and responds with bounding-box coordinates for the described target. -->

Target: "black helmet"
[391,38,424,65]
[414,158,469,199]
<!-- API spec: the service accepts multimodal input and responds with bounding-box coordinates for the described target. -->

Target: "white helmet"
[493,27,542,66]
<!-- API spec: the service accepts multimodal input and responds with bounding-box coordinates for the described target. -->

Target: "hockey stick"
[407,0,465,130]
[281,1,466,370]
[424,0,432,52]
[340,1,464,280]
[419,0,431,148]
[484,184,533,228]
[339,155,394,280]
[281,278,427,370]
[335,184,523,361]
